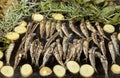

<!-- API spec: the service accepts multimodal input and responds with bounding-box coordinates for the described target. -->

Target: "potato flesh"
[32,14,44,22]
[66,61,80,74]
[0,51,3,59]
[111,64,120,74]
[103,24,115,33]
[14,26,27,34]
[53,65,66,77]
[20,64,33,77]
[0,61,3,69]
[19,20,27,27]
[5,32,19,40]
[39,66,52,76]
[52,13,64,20]
[117,33,120,41]
[0,66,14,78]
[80,64,94,78]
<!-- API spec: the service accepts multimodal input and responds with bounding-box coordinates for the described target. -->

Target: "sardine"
[56,21,63,37]
[61,23,70,37]
[76,39,84,61]
[41,47,53,67]
[91,32,100,47]
[56,39,63,59]
[45,20,51,38]
[100,56,108,78]
[53,47,64,66]
[65,43,76,63]
[100,40,106,57]
[5,41,15,65]
[44,32,59,52]
[35,43,43,66]
[83,38,91,60]
[95,22,109,40]
[111,32,120,55]
[50,21,56,36]
[69,20,84,38]
[108,41,116,63]
[40,19,46,38]
[24,33,36,58]
[85,20,97,33]
[89,47,97,72]
[80,20,89,38]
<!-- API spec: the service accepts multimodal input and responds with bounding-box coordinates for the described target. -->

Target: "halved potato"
[0,50,3,59]
[0,66,14,78]
[0,61,3,69]
[20,64,33,77]
[32,13,44,22]
[103,24,115,33]
[39,66,52,76]
[66,61,80,74]
[80,64,95,78]
[53,65,66,77]
[19,20,27,27]
[5,32,20,40]
[117,33,120,41]
[14,26,27,34]
[111,64,120,74]
[52,13,65,20]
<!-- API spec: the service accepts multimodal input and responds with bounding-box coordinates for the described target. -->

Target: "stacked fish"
[5,19,119,77]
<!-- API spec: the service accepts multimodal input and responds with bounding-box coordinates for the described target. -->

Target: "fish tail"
[105,74,109,78]
[112,61,116,64]
[103,35,110,41]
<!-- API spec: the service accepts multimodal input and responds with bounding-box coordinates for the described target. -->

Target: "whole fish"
[50,21,56,36]
[69,20,84,38]
[45,20,51,38]
[41,47,53,67]
[111,32,120,55]
[76,39,84,61]
[30,40,36,64]
[35,43,43,66]
[14,51,23,69]
[95,22,109,40]
[100,40,106,57]
[44,32,59,52]
[40,19,46,38]
[24,33,36,58]
[80,20,89,38]
[83,38,91,60]
[85,20,97,33]
[91,32,100,47]
[56,21,63,37]
[53,47,64,66]
[5,41,15,65]
[61,23,70,37]
[65,43,76,63]
[100,56,108,78]
[56,39,63,59]
[89,47,97,72]
[108,41,116,63]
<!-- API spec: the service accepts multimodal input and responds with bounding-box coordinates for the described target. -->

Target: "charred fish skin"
[95,22,109,40]
[61,23,70,37]
[50,21,56,36]
[108,41,116,64]
[100,40,106,58]
[53,47,64,66]
[40,19,46,39]
[111,32,120,56]
[69,20,84,38]
[56,39,63,59]
[5,41,15,65]
[80,20,89,38]
[85,20,97,33]
[89,47,97,72]
[45,20,51,39]
[24,33,36,58]
[56,21,63,37]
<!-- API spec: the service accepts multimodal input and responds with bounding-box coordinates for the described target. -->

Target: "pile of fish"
[5,19,120,77]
